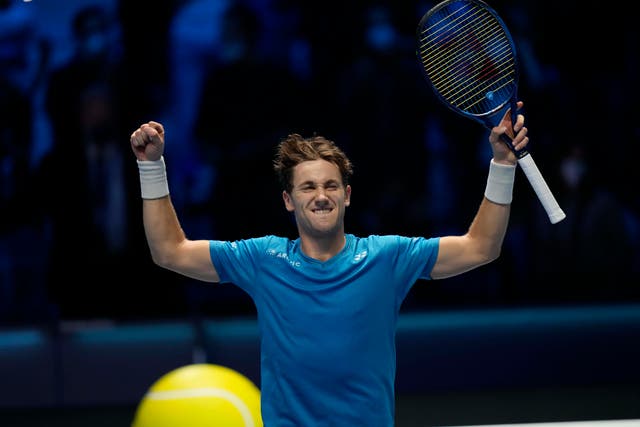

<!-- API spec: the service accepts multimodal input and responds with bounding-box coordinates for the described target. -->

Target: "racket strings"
[422,12,512,106]
[418,1,516,115]
[430,14,511,85]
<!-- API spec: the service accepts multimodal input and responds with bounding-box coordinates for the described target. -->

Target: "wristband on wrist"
[137,156,169,199]
[484,159,516,204]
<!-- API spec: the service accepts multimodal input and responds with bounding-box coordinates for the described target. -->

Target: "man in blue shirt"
[130,101,528,426]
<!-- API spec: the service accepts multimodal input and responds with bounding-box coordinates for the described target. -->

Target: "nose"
[315,186,329,201]
[315,185,329,203]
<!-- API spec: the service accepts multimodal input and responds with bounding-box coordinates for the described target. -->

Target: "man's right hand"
[130,121,165,162]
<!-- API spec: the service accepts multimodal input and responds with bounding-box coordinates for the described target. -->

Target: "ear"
[283,190,295,212]
[344,185,351,207]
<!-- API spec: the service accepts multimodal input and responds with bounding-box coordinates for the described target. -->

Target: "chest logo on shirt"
[266,248,301,268]
[354,250,368,262]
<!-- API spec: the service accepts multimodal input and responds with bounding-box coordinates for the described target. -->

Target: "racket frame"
[416,0,566,224]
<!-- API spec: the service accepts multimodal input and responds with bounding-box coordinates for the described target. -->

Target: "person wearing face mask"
[529,145,637,302]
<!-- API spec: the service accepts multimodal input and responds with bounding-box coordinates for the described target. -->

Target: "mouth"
[311,208,333,215]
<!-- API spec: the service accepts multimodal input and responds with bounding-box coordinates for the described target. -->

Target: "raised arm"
[431,101,528,279]
[130,121,219,282]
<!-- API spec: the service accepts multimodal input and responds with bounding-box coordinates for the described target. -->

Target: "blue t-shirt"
[209,233,439,426]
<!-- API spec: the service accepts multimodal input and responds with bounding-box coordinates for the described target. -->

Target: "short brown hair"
[273,134,353,193]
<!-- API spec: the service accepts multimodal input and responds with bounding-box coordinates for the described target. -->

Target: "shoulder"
[351,234,439,253]
[210,235,293,254]
[352,234,428,245]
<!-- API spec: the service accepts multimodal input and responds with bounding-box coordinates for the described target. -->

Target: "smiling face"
[283,159,351,240]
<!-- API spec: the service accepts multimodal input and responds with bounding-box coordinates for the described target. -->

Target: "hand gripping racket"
[416,0,566,224]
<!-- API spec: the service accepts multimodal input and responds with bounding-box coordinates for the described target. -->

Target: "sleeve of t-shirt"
[381,235,440,303]
[208,237,270,294]
[414,236,440,280]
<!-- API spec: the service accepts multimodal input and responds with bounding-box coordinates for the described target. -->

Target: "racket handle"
[517,153,566,224]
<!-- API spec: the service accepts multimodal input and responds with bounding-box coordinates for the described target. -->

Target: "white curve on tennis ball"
[145,387,256,427]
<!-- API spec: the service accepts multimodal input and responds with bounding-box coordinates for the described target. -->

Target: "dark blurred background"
[0,0,639,426]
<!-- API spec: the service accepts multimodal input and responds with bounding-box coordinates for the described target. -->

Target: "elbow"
[488,249,501,263]
[150,253,169,269]
[476,246,501,267]
[148,238,188,270]
[476,234,503,265]
[484,242,502,263]
[150,249,176,270]
[486,245,502,264]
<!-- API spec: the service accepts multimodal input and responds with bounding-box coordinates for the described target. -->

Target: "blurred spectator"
[193,0,309,241]
[0,0,48,96]
[0,0,51,323]
[528,144,638,302]
[335,4,431,236]
[38,4,180,320]
[181,0,314,316]
[116,0,180,117]
[163,0,231,213]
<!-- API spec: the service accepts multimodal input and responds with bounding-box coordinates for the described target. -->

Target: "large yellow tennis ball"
[131,364,262,427]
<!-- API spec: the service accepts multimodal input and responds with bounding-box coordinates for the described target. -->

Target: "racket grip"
[517,153,566,224]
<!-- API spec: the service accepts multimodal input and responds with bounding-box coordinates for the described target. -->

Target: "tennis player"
[129,101,528,426]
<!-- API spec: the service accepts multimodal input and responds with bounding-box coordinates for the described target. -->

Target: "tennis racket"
[416,0,566,224]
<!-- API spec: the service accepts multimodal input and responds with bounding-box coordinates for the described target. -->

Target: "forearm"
[466,196,510,262]
[431,161,514,279]
[137,155,185,267]
[142,196,187,267]
[434,106,524,279]
[467,158,516,260]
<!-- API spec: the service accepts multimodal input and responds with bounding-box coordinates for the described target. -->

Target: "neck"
[299,232,347,262]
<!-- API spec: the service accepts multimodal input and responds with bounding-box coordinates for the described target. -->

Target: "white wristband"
[484,159,516,204]
[137,156,169,199]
